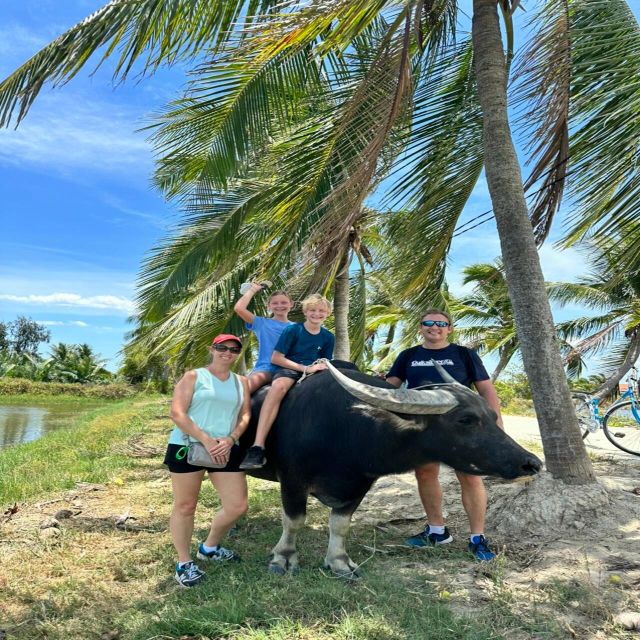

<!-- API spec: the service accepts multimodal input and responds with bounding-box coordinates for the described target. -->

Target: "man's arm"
[386,376,403,388]
[474,379,504,429]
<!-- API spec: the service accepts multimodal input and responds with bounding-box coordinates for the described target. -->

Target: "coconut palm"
[49,343,111,383]
[6,1,640,482]
[548,235,640,399]
[451,261,519,381]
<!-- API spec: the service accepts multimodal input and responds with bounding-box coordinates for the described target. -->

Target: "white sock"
[201,543,219,553]
[470,533,484,542]
[428,524,445,535]
[177,560,192,568]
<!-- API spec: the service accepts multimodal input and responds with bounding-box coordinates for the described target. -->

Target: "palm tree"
[49,343,111,383]
[548,236,640,399]
[451,261,518,381]
[5,0,639,482]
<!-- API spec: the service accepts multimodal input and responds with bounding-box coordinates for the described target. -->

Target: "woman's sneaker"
[197,542,241,562]
[174,561,205,587]
[468,535,496,561]
[405,525,453,548]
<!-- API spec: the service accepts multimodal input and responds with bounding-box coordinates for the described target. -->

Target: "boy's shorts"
[272,367,303,382]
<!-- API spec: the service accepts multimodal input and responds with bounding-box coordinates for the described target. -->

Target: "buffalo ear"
[353,404,424,432]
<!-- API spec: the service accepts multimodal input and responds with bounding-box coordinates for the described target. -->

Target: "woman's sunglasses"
[213,344,242,354]
[421,320,450,328]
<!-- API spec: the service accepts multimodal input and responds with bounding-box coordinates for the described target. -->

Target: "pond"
[0,401,106,448]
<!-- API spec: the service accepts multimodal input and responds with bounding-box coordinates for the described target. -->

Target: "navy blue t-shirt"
[386,343,489,389]
[273,322,335,366]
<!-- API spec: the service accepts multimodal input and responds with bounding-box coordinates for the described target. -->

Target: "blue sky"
[0,1,637,372]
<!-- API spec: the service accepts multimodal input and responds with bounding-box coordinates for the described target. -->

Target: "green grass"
[1,400,621,640]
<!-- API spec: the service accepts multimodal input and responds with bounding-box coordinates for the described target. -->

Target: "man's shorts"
[163,444,244,473]
[272,367,303,382]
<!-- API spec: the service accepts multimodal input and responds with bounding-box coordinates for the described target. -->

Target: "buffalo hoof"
[323,563,361,580]
[268,563,286,576]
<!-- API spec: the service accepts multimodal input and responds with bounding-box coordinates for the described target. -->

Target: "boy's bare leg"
[253,377,296,447]
[247,371,273,394]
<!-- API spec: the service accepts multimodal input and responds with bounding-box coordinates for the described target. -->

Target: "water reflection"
[0,404,102,448]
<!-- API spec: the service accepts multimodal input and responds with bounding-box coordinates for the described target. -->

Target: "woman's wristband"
[227,434,238,446]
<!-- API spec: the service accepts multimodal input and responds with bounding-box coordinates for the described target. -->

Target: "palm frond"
[0,0,279,127]
[381,40,484,310]
[557,0,640,272]
[513,0,570,243]
[545,281,618,310]
[151,47,323,196]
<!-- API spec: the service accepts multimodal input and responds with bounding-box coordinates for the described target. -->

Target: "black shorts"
[272,367,303,382]
[163,444,244,473]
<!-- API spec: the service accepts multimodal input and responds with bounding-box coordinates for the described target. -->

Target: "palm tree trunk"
[385,323,396,346]
[594,332,640,400]
[333,251,351,360]
[472,0,594,484]
[490,347,512,382]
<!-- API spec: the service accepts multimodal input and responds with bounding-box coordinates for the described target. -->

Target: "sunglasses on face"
[421,320,450,328]
[213,344,242,354]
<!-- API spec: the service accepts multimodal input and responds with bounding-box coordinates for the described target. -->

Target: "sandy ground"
[351,415,640,637]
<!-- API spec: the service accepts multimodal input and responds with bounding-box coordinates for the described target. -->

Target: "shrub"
[0,377,136,399]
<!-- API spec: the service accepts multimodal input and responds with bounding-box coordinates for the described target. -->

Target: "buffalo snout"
[520,452,543,476]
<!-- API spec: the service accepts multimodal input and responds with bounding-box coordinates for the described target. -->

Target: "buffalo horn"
[432,360,462,385]
[324,361,457,415]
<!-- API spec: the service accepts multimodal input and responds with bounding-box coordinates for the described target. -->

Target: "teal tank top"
[168,368,244,445]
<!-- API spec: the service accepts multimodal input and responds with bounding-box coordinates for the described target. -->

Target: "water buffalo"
[242,360,541,576]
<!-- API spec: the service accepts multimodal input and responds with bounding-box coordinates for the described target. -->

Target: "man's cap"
[212,334,242,346]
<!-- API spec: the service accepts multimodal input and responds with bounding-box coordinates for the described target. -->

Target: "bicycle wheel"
[571,393,593,439]
[602,400,640,456]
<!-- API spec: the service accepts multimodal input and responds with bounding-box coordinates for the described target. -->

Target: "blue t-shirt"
[246,316,293,372]
[386,343,489,389]
[273,322,335,366]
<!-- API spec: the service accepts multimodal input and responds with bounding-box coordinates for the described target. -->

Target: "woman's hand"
[205,435,233,464]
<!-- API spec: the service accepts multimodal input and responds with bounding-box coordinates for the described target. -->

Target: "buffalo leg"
[269,487,307,575]
[324,503,361,578]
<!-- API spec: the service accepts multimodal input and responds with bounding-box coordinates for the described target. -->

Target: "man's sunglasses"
[213,344,242,354]
[421,320,450,328]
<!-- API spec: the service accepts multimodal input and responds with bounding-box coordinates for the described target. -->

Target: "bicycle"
[571,367,640,457]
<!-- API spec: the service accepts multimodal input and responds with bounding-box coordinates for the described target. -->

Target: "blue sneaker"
[174,561,205,587]
[405,525,453,548]
[469,535,496,561]
[197,542,241,562]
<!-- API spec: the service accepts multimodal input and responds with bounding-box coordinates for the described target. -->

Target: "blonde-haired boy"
[240,293,334,469]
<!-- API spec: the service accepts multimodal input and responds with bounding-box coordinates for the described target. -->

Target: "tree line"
[0,316,111,384]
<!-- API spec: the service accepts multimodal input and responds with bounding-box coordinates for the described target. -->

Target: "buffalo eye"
[456,413,478,427]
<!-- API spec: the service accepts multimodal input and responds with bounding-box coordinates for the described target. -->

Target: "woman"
[164,334,251,587]
[386,309,503,561]
[233,282,293,393]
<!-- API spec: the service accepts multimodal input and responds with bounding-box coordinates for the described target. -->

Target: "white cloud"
[41,320,89,327]
[538,244,588,283]
[0,25,49,63]
[101,193,171,229]
[0,93,153,179]
[0,293,135,314]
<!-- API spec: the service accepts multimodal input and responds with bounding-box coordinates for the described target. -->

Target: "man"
[386,309,503,561]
